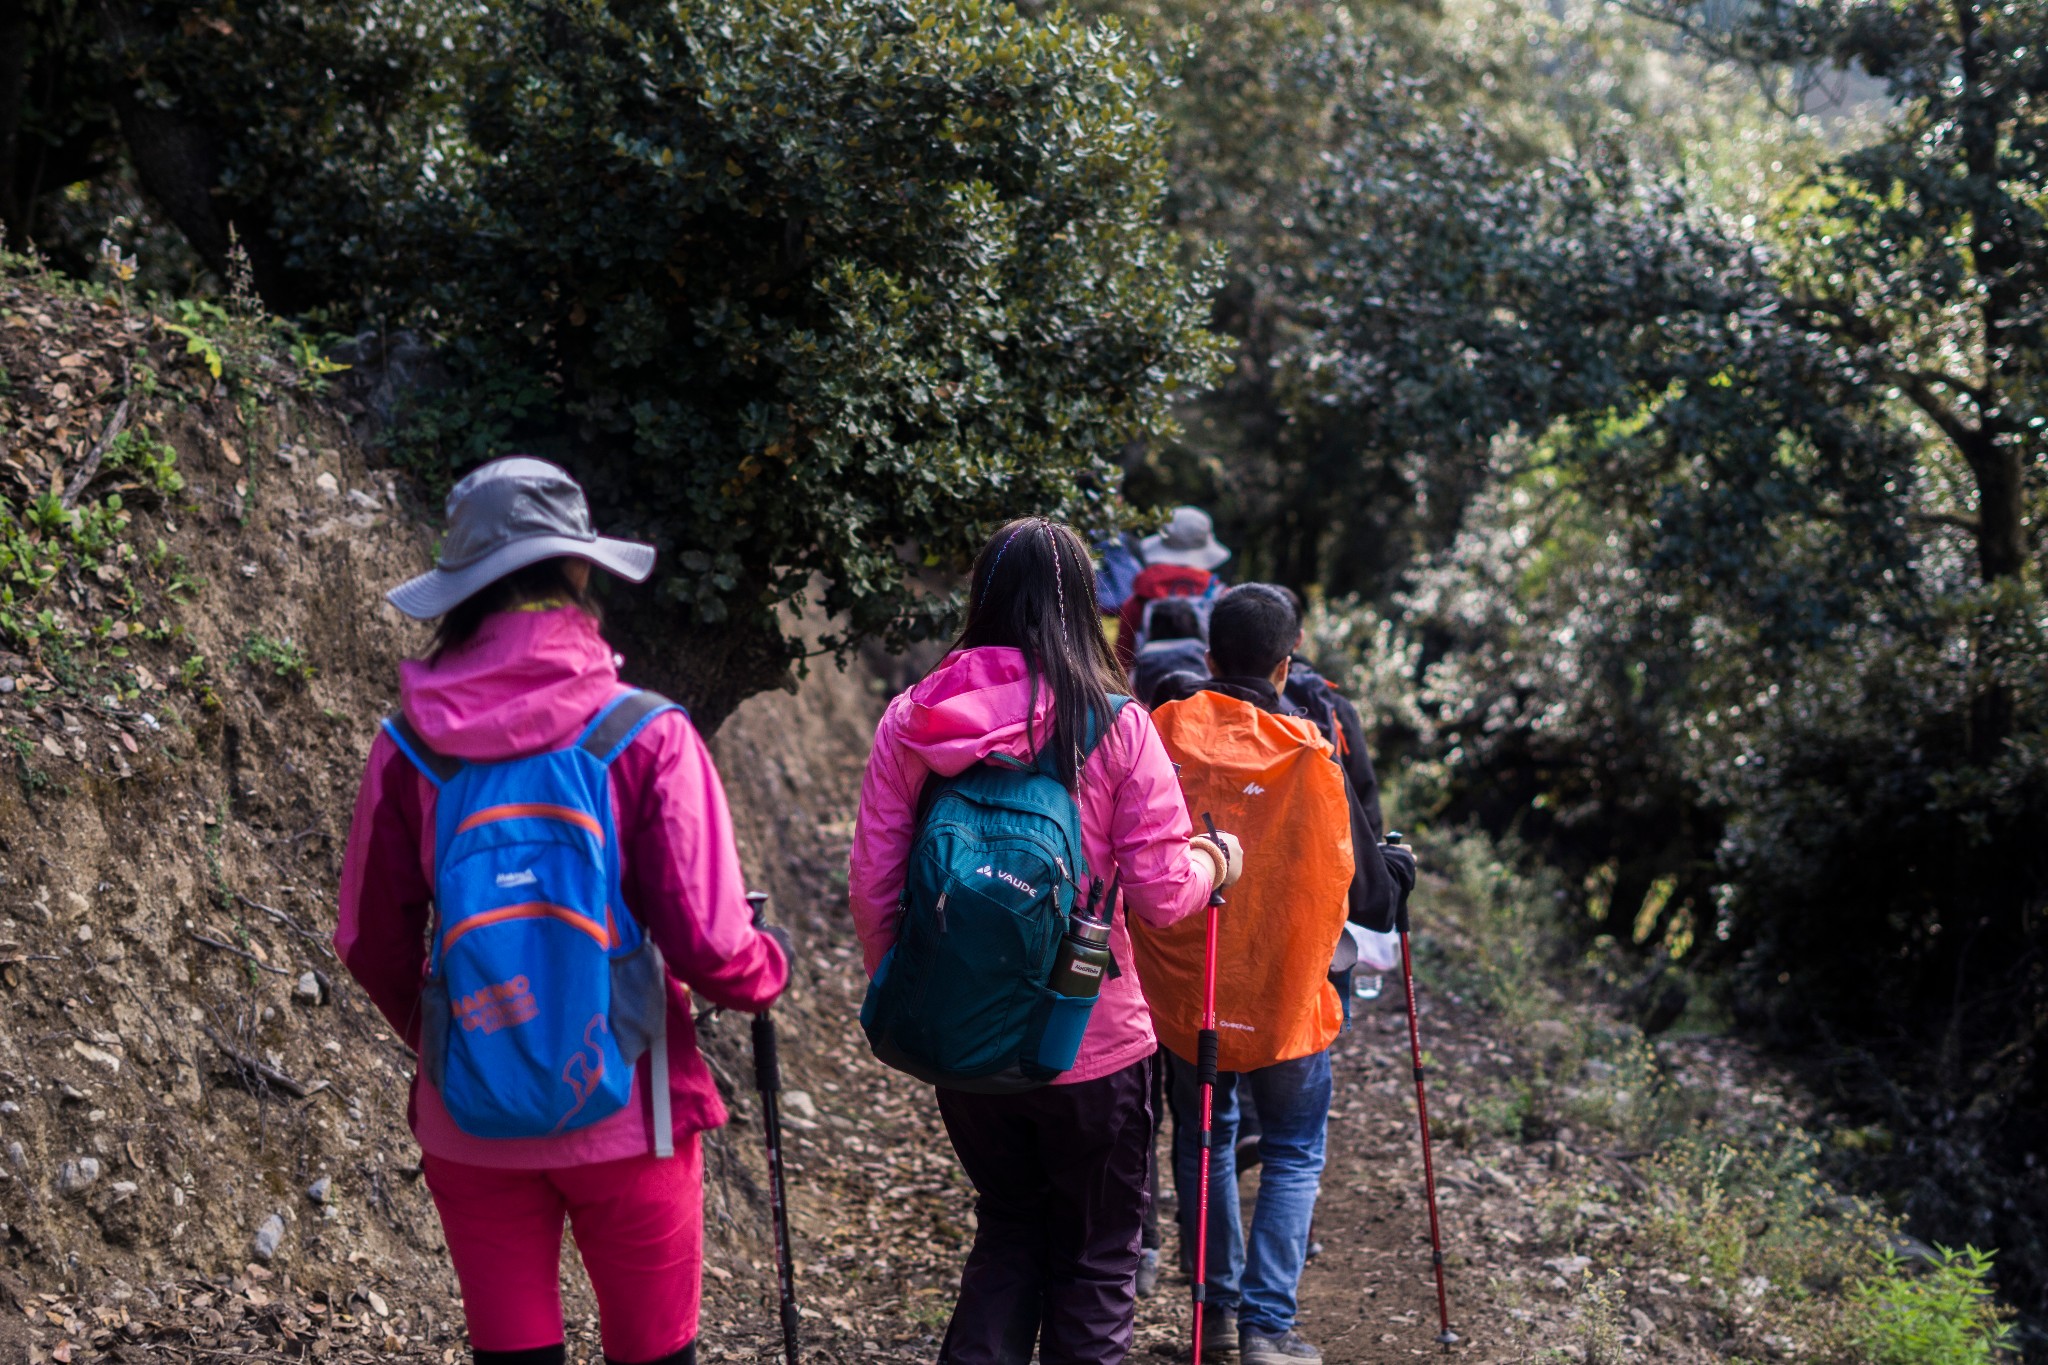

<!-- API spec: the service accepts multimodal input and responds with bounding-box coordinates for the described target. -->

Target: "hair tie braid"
[1045,520,1071,650]
[980,523,1029,607]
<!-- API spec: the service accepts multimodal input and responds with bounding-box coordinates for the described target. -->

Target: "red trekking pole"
[1190,814,1226,1365]
[1387,834,1456,1349]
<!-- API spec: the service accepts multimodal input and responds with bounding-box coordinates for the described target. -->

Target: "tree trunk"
[1956,0,2031,586]
[0,0,30,246]
[1969,437,2027,581]
[608,598,800,737]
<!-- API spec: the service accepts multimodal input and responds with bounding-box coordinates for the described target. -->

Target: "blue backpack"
[384,690,680,1153]
[861,697,1129,1092]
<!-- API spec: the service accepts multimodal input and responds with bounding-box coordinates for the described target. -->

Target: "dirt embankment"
[0,272,915,1362]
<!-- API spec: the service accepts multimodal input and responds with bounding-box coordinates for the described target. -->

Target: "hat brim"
[386,534,657,620]
[1138,534,1231,571]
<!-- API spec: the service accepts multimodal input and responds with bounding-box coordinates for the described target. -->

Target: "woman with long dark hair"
[849,517,1244,1364]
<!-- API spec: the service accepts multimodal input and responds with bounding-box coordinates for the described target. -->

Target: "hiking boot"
[1240,1326,1322,1364]
[1135,1247,1161,1298]
[1200,1306,1239,1361]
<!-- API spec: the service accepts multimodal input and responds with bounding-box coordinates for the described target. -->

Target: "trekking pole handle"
[747,890,770,929]
[753,1012,782,1096]
[1201,813,1226,906]
[1385,831,1412,936]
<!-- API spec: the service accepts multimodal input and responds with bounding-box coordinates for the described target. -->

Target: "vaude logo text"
[975,864,1038,896]
[1242,782,1266,796]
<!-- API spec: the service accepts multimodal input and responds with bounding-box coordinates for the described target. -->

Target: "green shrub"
[238,635,314,685]
[1642,1128,1879,1293]
[398,0,1225,724]
[103,429,187,495]
[1842,1247,2012,1365]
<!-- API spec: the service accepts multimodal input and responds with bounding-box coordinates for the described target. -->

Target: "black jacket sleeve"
[1330,690,1384,843]
[1339,760,1397,932]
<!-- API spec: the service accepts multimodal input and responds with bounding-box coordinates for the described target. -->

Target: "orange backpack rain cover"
[1133,689,1355,1071]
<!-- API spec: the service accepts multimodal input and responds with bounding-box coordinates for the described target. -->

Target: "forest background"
[4,0,2045,1355]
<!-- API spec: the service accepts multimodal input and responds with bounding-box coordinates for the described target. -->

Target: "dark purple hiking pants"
[935,1055,1157,1365]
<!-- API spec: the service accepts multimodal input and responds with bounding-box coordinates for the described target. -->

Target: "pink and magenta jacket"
[848,646,1214,1085]
[336,606,788,1168]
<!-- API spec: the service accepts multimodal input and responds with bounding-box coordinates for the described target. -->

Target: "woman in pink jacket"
[338,457,788,1365]
[849,517,1244,1365]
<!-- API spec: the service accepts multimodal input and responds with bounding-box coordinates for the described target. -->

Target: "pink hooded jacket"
[848,646,1214,1085]
[336,606,789,1168]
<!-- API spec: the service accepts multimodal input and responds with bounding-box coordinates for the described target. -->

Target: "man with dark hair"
[1129,596,1210,708]
[1146,584,1415,1364]
[1204,584,1299,680]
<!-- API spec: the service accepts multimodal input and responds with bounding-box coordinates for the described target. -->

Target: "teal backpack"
[861,697,1129,1092]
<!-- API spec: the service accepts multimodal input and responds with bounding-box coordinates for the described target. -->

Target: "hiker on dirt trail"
[848,516,1245,1365]
[336,457,790,1365]
[1137,584,1417,1365]
[1113,506,1230,673]
[1129,596,1211,709]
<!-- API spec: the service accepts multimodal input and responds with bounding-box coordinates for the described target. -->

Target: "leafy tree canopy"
[394,0,1225,722]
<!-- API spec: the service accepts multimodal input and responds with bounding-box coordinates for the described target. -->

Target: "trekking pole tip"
[1437,1329,1460,1349]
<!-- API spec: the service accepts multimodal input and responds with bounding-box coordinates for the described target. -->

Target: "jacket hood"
[1154,672,1300,716]
[399,606,622,760]
[893,646,1070,778]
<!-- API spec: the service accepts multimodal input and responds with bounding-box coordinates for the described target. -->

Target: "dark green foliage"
[401,0,1224,722]
[4,0,471,305]
[0,0,120,255]
[1302,120,1918,632]
[1245,0,2048,1330]
[1659,0,2048,585]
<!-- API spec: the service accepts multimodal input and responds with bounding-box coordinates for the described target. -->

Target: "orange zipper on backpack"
[455,803,605,844]
[442,901,616,952]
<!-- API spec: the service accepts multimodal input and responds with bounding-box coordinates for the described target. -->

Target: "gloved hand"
[1380,840,1416,901]
[763,924,795,965]
[1190,830,1246,889]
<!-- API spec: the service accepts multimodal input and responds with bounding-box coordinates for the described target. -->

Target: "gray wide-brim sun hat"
[386,456,656,620]
[1139,505,1231,571]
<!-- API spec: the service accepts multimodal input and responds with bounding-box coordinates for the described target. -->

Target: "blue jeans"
[1167,1048,1332,1334]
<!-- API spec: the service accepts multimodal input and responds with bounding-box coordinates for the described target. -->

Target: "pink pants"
[422,1139,703,1362]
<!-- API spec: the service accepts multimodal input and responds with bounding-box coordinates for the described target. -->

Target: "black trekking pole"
[746,891,802,1365]
[1386,835,1457,1350]
[1190,814,1226,1365]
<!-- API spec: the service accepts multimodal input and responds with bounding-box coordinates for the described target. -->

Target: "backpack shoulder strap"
[577,689,683,765]
[1028,694,1132,776]
[382,715,462,787]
